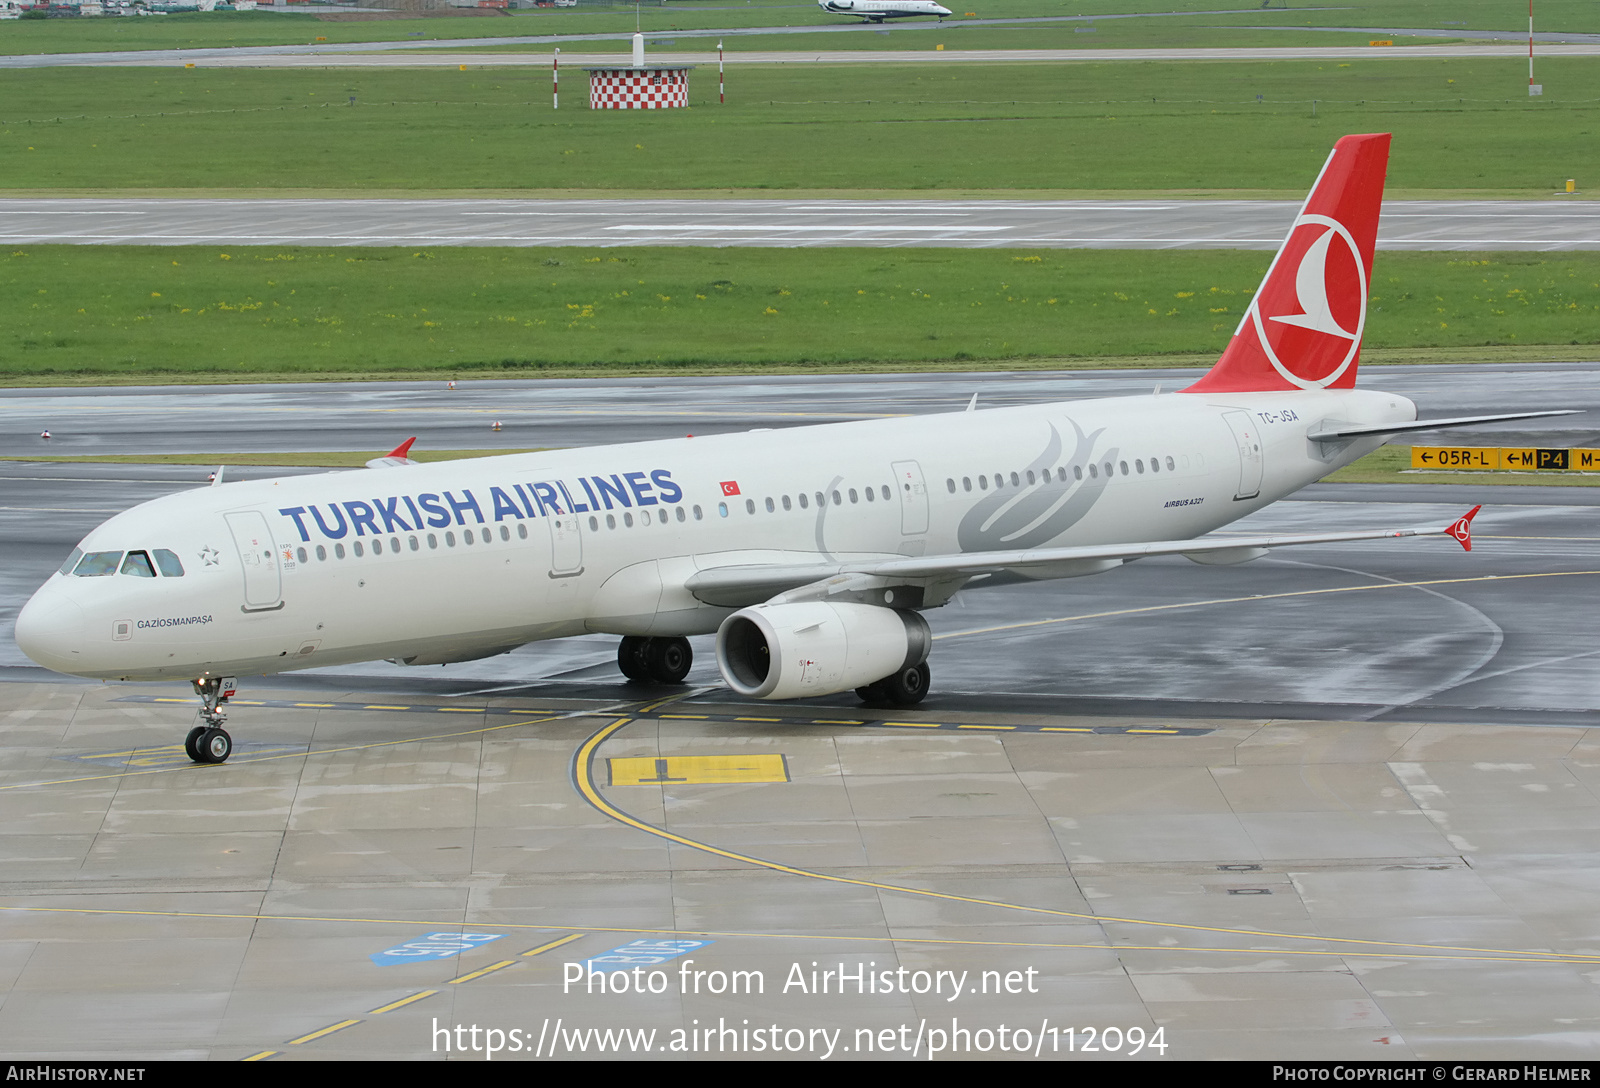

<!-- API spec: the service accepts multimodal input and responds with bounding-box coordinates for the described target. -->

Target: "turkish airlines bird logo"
[1248,213,1367,390]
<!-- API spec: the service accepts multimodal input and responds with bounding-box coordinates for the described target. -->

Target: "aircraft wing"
[686,507,1482,607]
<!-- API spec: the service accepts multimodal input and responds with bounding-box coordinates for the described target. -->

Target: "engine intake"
[715,602,930,701]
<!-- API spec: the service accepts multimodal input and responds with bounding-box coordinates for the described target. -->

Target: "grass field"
[5,245,1597,381]
[2,59,1596,196]
[0,0,1596,56]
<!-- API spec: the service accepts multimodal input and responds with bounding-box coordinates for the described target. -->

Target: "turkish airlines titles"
[276,467,684,543]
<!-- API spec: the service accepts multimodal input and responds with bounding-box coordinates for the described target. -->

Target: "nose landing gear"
[186,676,237,764]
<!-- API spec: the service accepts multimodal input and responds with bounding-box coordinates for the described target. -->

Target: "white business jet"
[818,0,953,23]
[14,133,1572,763]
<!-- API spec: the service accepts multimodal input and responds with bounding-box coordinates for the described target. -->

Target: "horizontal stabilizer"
[1308,410,1583,442]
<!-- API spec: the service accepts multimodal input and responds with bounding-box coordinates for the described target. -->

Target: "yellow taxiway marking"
[957,724,1014,730]
[449,959,517,985]
[369,990,438,1015]
[522,933,584,958]
[287,1019,362,1045]
[570,718,1600,967]
[937,569,1600,640]
[241,1051,278,1062]
[363,705,409,711]
[609,754,789,785]
[1,904,1591,964]
[884,720,940,728]
[0,713,570,792]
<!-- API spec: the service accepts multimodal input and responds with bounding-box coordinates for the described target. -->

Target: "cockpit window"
[120,551,156,578]
[73,551,123,577]
[58,548,84,576]
[153,549,185,577]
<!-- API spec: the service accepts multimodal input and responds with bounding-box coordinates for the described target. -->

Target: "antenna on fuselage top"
[965,393,978,412]
[210,465,225,487]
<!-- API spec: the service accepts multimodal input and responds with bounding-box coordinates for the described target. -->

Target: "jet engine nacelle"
[715,601,931,701]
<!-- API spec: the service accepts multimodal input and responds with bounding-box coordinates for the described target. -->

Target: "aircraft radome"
[817,0,953,23]
[14,133,1574,764]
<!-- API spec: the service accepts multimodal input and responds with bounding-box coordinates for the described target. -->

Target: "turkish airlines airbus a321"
[14,134,1573,764]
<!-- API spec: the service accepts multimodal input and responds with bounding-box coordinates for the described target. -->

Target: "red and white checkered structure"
[584,67,693,110]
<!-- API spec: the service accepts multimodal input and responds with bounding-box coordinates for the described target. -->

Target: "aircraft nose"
[13,585,87,674]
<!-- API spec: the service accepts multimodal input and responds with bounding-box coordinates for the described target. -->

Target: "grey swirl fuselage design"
[956,420,1115,552]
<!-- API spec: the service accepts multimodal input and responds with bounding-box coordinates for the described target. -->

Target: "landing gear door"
[224,510,283,611]
[891,459,929,536]
[1222,410,1263,500]
[548,514,584,578]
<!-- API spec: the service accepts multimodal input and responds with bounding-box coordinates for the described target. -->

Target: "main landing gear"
[617,636,693,685]
[185,676,236,764]
[856,661,931,708]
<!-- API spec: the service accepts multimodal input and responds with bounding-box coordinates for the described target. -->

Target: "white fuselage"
[818,0,951,20]
[14,387,1412,682]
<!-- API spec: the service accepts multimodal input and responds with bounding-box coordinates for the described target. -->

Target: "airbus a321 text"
[15,133,1575,764]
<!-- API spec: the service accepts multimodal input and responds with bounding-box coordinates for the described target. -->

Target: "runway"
[5,198,1597,250]
[1,369,1598,1060]
[9,43,1600,70]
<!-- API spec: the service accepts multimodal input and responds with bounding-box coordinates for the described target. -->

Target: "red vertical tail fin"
[1185,133,1390,394]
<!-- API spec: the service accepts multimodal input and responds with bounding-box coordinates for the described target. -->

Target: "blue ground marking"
[371,932,506,966]
[584,938,714,973]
